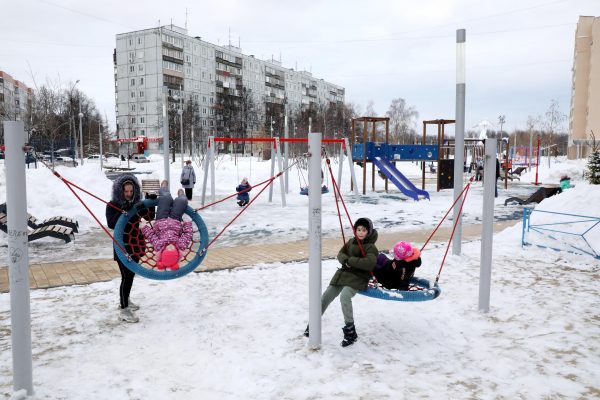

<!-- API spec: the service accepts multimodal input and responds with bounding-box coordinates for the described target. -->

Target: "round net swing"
[359,277,441,302]
[113,198,210,280]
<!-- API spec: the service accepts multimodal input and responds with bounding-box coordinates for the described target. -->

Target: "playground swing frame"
[201,135,359,207]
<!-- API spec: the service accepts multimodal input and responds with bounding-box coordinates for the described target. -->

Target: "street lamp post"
[78,98,84,166]
[69,80,80,162]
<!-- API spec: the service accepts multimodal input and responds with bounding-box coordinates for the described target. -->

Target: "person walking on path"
[106,174,155,323]
[305,217,379,347]
[180,160,196,200]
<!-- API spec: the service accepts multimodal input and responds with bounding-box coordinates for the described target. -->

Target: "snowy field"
[1,152,599,399]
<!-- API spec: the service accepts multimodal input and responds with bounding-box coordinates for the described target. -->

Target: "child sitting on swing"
[236,177,252,207]
[373,241,422,291]
[141,180,193,271]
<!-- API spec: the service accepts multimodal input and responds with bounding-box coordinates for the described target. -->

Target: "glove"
[338,254,349,266]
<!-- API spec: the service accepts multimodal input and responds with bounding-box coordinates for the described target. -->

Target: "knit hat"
[353,217,373,234]
[392,241,413,260]
[160,245,180,270]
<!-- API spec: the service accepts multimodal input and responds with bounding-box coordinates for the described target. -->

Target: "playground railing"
[521,207,600,259]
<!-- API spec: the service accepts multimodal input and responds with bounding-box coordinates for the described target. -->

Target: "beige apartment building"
[569,16,600,159]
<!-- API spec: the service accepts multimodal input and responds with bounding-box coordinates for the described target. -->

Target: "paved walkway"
[0,220,518,293]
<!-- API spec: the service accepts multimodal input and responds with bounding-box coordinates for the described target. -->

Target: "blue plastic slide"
[372,157,430,200]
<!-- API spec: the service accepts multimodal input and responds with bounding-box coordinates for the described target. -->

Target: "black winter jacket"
[374,257,422,290]
[105,174,154,262]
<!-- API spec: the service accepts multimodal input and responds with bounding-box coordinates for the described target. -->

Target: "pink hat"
[392,241,413,260]
[160,245,180,270]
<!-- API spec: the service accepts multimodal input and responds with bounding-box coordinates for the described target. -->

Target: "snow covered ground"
[1,153,599,399]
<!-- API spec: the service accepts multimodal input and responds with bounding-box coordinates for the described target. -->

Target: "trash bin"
[560,178,571,191]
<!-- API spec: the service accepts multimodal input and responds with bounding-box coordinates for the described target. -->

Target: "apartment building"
[0,70,33,121]
[114,25,345,153]
[568,16,600,159]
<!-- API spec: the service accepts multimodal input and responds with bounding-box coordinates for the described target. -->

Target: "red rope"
[55,172,124,213]
[60,179,130,257]
[434,181,472,284]
[420,177,474,252]
[199,173,281,254]
[195,175,275,211]
[327,159,346,246]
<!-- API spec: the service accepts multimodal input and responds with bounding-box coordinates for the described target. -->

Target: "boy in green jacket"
[305,217,379,347]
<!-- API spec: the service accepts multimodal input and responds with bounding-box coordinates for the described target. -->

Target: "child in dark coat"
[305,217,379,347]
[374,241,422,290]
[236,178,252,207]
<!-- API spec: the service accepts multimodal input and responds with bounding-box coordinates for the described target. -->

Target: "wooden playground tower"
[351,116,390,194]
[423,119,455,191]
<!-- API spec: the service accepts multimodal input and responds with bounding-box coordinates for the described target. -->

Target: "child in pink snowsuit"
[141,182,193,270]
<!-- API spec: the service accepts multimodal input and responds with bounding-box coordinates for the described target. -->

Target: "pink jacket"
[142,218,193,253]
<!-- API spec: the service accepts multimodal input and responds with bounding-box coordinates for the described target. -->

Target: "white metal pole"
[284,114,289,193]
[337,141,344,189]
[479,138,496,313]
[78,99,84,165]
[162,87,170,188]
[275,138,287,207]
[191,125,195,164]
[308,131,322,348]
[201,137,214,207]
[4,121,34,395]
[210,138,216,203]
[180,85,184,168]
[99,120,104,170]
[268,139,275,203]
[345,138,359,196]
[453,28,466,256]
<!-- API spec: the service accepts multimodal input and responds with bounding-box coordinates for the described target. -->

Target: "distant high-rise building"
[568,16,600,159]
[0,71,33,120]
[0,70,33,142]
[113,25,345,153]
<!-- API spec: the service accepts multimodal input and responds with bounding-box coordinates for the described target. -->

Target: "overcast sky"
[1,0,598,134]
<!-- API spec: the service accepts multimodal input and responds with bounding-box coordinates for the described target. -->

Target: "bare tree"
[385,97,419,143]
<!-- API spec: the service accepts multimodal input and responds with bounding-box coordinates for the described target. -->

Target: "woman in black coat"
[106,174,154,323]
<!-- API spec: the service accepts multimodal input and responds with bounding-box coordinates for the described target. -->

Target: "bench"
[141,179,160,198]
[0,213,75,243]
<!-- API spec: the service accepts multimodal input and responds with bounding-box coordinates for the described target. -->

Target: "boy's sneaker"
[119,307,139,323]
[341,324,358,347]
[128,301,140,311]
[303,325,309,337]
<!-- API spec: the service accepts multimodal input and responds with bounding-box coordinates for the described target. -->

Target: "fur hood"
[110,173,142,205]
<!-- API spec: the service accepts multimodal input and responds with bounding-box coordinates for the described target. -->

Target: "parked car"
[131,154,150,163]
[87,154,107,161]
[105,153,120,159]
[55,157,78,167]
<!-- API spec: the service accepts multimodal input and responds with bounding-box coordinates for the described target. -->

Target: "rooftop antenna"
[185,8,188,30]
[228,27,231,46]
[238,36,240,48]
[170,18,173,30]
[279,51,282,63]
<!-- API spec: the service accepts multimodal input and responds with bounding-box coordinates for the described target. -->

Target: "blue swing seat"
[359,276,441,302]
[300,185,329,196]
[113,198,210,280]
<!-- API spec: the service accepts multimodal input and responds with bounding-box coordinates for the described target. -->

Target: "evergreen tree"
[586,131,600,184]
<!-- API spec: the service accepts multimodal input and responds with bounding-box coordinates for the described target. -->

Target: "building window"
[140,77,144,85]
[131,92,135,98]
[138,64,144,72]
[129,52,134,62]
[129,65,135,72]
[139,91,144,97]
[131,117,136,124]
[138,37,142,45]
[141,129,145,135]
[131,78,135,86]
[129,39,132,46]
[140,117,145,123]
[140,104,145,111]
[131,104,136,111]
